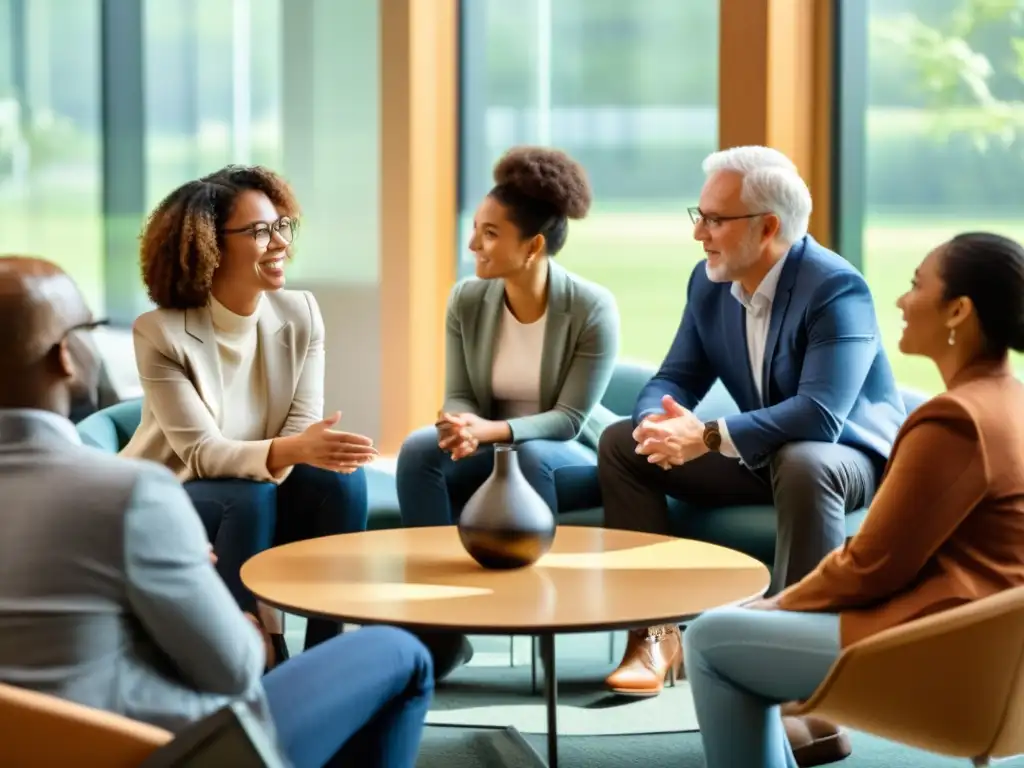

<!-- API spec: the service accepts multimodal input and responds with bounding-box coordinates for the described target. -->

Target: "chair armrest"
[0,682,171,767]
[792,588,1024,759]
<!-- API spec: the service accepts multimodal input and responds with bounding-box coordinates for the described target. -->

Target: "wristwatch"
[703,421,722,452]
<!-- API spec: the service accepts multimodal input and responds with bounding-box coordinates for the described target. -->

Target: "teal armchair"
[578,360,928,568]
[76,400,146,453]
[75,400,403,529]
[75,364,928,571]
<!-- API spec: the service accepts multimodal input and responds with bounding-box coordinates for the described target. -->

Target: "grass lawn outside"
[556,209,1024,396]
[3,189,1022,397]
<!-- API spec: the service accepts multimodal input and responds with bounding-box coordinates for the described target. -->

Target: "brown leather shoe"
[605,625,683,696]
[784,714,853,767]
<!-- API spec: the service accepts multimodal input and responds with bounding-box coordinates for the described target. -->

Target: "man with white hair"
[597,146,906,696]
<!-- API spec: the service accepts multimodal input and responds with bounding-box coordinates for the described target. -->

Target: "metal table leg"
[539,633,558,767]
[428,633,558,767]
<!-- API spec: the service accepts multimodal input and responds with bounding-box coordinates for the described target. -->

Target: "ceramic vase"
[457,444,556,569]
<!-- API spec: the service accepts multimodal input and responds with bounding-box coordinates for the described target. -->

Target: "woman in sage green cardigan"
[396,146,620,531]
[394,146,620,678]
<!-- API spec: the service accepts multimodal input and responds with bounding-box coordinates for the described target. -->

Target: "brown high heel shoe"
[605,624,683,696]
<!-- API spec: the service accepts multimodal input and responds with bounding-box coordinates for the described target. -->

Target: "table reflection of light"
[538,541,754,570]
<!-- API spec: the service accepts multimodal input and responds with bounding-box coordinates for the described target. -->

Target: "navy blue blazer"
[634,235,907,470]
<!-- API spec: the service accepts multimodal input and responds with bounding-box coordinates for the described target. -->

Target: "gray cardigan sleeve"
[441,281,480,415]
[507,290,620,442]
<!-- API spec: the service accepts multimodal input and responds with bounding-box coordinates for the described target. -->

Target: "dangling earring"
[948,328,956,346]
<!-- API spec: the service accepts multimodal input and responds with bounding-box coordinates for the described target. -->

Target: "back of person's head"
[0,256,101,414]
[488,146,592,256]
[941,232,1024,357]
[700,145,812,246]
[140,164,299,310]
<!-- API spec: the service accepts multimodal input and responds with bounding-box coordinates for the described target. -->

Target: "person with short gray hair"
[597,145,907,698]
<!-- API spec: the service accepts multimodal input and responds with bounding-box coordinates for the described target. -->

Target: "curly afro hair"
[139,164,300,310]
[489,146,591,256]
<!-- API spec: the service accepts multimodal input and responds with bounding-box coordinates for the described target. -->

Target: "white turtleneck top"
[208,295,269,442]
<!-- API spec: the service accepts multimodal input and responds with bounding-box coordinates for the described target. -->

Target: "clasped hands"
[435,411,484,460]
[435,411,513,460]
[632,394,708,470]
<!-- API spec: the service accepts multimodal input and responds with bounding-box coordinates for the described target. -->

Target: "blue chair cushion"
[75,399,405,531]
[599,360,655,416]
[668,500,869,565]
[366,467,402,530]
[556,370,927,567]
[76,399,143,452]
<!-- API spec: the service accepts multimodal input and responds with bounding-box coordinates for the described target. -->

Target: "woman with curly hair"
[121,164,377,662]
[394,146,620,675]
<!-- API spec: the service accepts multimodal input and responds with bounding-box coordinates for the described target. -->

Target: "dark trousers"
[185,464,368,649]
[263,625,433,768]
[597,419,878,594]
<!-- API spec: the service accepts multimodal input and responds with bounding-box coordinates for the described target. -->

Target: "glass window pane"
[0,0,103,312]
[863,0,1024,393]
[143,0,283,208]
[458,0,720,364]
[145,0,232,205]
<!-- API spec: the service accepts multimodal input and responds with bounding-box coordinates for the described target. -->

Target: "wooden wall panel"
[719,0,835,245]
[379,0,459,454]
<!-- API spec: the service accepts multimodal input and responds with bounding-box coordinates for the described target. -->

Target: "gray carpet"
[419,634,1024,767]
[284,622,1024,767]
[426,638,697,736]
[416,727,1024,768]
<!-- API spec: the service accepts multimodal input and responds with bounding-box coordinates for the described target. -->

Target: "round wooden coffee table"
[241,526,769,767]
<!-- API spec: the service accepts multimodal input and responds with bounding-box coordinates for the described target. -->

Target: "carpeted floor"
[427,656,698,736]
[416,727,1024,767]
[284,623,1024,768]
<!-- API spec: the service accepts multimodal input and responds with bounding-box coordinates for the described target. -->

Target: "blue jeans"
[683,607,841,768]
[395,426,597,526]
[185,464,368,648]
[264,625,433,768]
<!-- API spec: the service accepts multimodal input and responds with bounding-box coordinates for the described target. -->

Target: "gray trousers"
[597,419,878,595]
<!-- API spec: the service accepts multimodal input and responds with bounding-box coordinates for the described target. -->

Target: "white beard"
[704,236,760,284]
[705,260,732,283]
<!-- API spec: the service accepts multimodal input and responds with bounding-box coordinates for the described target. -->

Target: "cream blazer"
[120,290,324,483]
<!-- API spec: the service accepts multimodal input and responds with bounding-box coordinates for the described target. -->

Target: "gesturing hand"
[435,411,481,461]
[299,411,378,473]
[632,395,707,469]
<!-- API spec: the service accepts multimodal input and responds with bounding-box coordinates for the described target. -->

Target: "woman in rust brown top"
[681,232,1024,768]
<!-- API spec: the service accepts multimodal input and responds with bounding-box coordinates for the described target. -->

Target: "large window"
[0,0,286,320]
[850,0,1024,393]
[143,0,283,208]
[0,0,103,312]
[458,0,719,364]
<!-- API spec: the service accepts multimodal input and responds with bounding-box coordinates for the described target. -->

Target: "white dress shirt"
[717,256,787,459]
